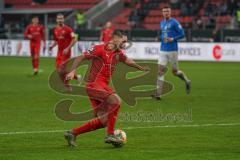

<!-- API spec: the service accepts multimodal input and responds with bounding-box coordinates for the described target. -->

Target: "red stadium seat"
[172,9,181,17]
[159,3,168,9]
[143,24,159,30]
[5,0,100,10]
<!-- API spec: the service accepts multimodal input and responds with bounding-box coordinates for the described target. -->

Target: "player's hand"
[27,35,33,39]
[66,71,75,81]
[140,66,150,71]
[164,37,174,43]
[63,48,70,55]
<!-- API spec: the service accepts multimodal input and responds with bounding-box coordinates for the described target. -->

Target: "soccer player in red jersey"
[100,21,114,43]
[64,30,150,146]
[49,13,80,88]
[24,16,46,75]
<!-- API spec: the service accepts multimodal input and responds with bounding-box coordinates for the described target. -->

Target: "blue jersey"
[160,18,185,52]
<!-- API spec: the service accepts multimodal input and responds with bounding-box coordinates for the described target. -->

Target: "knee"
[100,117,108,127]
[106,94,121,105]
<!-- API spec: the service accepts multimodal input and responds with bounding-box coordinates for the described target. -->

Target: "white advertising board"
[0,40,240,62]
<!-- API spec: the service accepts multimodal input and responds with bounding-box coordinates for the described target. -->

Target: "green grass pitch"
[0,56,240,160]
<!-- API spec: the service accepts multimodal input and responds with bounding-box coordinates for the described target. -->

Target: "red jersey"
[84,44,127,84]
[100,28,114,43]
[53,25,74,51]
[24,24,45,43]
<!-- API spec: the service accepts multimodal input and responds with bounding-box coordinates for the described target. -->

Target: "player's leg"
[104,93,122,144]
[65,116,106,147]
[152,53,168,100]
[64,99,107,147]
[56,60,65,83]
[170,52,191,94]
[33,42,41,75]
[64,84,109,146]
[72,99,106,136]
[106,94,121,135]
[30,42,36,74]
[85,84,122,143]
[88,84,121,136]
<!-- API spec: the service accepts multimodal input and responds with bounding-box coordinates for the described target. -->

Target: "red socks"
[71,103,120,136]
[107,104,120,135]
[72,118,104,136]
[32,58,39,71]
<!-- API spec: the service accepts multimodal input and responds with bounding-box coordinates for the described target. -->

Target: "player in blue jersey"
[152,6,191,100]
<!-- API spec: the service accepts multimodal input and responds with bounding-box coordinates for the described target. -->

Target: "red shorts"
[55,51,71,70]
[86,81,115,116]
[30,41,41,58]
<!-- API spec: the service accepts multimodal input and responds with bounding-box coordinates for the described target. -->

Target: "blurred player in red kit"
[49,13,81,88]
[24,16,46,75]
[100,21,114,43]
[64,30,150,147]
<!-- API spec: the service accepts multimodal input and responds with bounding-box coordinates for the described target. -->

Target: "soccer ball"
[112,129,127,147]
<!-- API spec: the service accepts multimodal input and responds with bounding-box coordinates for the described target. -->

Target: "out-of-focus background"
[0,0,240,42]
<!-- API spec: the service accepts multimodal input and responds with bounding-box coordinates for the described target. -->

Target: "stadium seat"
[4,0,100,10]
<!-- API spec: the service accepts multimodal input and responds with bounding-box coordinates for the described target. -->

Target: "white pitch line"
[123,123,240,130]
[0,123,239,135]
[0,130,67,135]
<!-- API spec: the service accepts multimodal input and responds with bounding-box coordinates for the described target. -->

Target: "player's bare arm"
[49,40,58,51]
[66,55,86,80]
[100,32,103,42]
[123,57,150,71]
[164,37,174,43]
[42,27,46,50]
[26,34,33,39]
[63,33,77,55]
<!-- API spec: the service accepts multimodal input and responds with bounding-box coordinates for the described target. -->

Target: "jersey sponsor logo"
[58,36,65,39]
[163,24,170,31]
[56,32,65,39]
